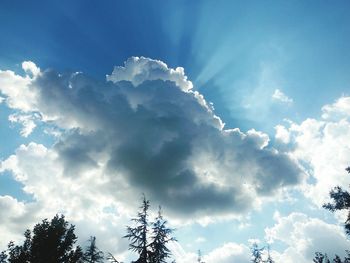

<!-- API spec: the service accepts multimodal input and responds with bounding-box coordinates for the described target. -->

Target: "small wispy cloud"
[8,113,38,137]
[195,237,206,243]
[272,89,293,105]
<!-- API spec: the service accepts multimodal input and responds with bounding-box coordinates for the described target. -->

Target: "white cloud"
[169,242,198,263]
[322,96,350,120]
[0,195,39,250]
[275,124,290,144]
[22,61,40,77]
[107,56,193,92]
[170,242,250,263]
[275,96,350,207]
[8,113,39,137]
[0,142,131,255]
[272,89,293,105]
[265,212,350,262]
[0,69,37,112]
[203,242,251,263]
[195,236,206,243]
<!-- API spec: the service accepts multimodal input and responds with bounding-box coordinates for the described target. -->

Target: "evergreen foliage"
[250,242,263,263]
[149,207,176,263]
[265,245,275,263]
[83,236,104,263]
[197,250,205,263]
[333,255,343,263]
[123,196,176,263]
[124,195,150,263]
[249,242,276,263]
[313,252,330,263]
[0,251,7,263]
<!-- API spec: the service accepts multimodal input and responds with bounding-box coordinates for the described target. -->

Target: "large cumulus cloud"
[0,57,303,219]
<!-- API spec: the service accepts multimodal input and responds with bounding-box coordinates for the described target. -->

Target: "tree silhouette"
[123,196,176,263]
[1,198,179,263]
[124,195,150,263]
[265,245,275,263]
[323,167,350,236]
[3,214,83,263]
[106,252,123,263]
[333,255,342,263]
[83,236,104,263]
[250,242,263,263]
[314,167,350,262]
[313,252,330,263]
[148,206,176,263]
[7,230,31,263]
[197,250,205,263]
[0,251,7,263]
[31,214,82,262]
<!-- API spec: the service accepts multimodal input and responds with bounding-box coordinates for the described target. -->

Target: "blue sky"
[1,1,350,262]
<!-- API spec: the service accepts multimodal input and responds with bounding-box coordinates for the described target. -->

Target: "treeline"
[1,167,350,263]
[0,196,175,263]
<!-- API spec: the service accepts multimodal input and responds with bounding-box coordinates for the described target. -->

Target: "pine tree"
[344,250,350,263]
[265,245,275,263]
[83,236,104,263]
[313,252,330,263]
[69,246,84,263]
[106,252,124,263]
[250,242,263,263]
[0,251,7,263]
[149,206,176,263]
[197,250,205,263]
[333,255,342,263]
[124,195,150,263]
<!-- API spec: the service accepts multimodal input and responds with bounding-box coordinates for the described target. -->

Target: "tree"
[0,251,7,263]
[83,236,104,263]
[7,230,31,263]
[250,242,263,263]
[123,196,177,263]
[344,250,350,263]
[106,252,123,263]
[333,255,342,263]
[313,252,330,263]
[265,245,275,263]
[197,250,205,263]
[31,214,82,263]
[124,195,150,263]
[323,167,350,236]
[149,206,176,263]
[314,167,350,263]
[4,214,83,263]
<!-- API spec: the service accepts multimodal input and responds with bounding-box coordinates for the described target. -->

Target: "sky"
[0,0,350,262]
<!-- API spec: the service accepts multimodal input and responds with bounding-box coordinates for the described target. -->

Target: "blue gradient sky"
[1,0,350,129]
